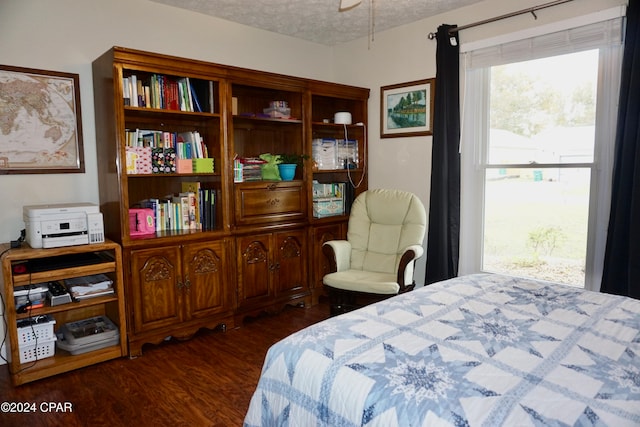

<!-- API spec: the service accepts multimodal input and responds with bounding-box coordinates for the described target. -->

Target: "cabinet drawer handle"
[266,183,278,191]
[267,198,280,206]
[269,262,281,271]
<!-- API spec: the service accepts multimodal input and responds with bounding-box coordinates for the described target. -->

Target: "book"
[122,77,130,106]
[182,182,202,228]
[190,81,202,112]
[179,191,198,230]
[172,195,190,230]
[209,81,215,113]
[130,74,138,107]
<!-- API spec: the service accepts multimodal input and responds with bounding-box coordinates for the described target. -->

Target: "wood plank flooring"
[0,302,330,427]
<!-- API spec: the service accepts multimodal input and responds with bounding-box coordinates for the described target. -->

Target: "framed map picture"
[0,65,84,174]
[380,78,435,138]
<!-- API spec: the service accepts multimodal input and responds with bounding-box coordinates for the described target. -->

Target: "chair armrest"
[397,245,425,293]
[322,240,352,273]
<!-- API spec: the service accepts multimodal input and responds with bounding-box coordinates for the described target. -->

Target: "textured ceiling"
[148,0,485,46]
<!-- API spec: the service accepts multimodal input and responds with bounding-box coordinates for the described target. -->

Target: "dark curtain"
[425,25,461,285]
[601,0,640,299]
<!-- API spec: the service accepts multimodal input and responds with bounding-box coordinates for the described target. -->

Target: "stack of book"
[237,157,267,182]
[63,274,114,300]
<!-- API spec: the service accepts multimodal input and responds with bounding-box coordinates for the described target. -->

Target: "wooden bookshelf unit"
[92,46,369,351]
[0,240,127,386]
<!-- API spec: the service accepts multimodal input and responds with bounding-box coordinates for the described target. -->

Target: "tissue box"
[192,158,214,173]
[313,197,344,218]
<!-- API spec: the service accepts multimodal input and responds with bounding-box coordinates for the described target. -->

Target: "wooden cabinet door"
[182,240,231,320]
[236,233,273,308]
[274,229,307,297]
[130,246,183,334]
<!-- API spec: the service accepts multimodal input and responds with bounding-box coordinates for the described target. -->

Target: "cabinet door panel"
[275,230,307,296]
[130,247,182,334]
[183,241,230,319]
[236,234,272,307]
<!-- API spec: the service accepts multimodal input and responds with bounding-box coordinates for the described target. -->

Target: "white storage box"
[56,316,119,355]
[56,335,119,355]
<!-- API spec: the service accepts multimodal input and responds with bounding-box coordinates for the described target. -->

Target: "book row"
[123,74,214,113]
[133,186,217,234]
[125,129,210,159]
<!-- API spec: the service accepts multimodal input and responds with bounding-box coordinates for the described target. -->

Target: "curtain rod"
[427,0,574,40]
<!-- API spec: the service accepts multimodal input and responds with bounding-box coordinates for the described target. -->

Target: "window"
[459,13,624,291]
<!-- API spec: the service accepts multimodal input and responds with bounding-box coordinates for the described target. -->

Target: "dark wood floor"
[0,302,330,427]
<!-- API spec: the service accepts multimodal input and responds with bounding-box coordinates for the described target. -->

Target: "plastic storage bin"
[17,315,56,346]
[17,315,57,363]
[19,339,56,363]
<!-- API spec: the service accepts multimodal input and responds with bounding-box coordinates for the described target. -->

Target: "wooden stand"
[0,240,127,386]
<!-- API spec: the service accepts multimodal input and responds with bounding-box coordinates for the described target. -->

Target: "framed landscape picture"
[380,78,435,138]
[0,65,84,174]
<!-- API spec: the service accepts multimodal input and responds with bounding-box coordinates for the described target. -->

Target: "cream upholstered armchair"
[322,189,427,315]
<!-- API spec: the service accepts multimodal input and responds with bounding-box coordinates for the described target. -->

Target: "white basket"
[17,317,56,347]
[19,338,56,363]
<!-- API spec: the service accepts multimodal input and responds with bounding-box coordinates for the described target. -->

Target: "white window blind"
[465,15,624,69]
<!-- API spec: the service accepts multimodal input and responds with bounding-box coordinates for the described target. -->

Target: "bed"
[244,273,640,426]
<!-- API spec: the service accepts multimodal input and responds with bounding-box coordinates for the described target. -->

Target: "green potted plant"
[276,153,309,181]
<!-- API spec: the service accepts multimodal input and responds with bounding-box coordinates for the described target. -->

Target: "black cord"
[0,246,10,364]
[0,291,8,364]
[0,258,41,371]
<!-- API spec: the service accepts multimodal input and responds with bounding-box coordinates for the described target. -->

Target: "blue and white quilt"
[244,273,640,426]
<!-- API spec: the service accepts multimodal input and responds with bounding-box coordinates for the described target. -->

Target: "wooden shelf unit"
[92,46,369,347]
[0,240,127,386]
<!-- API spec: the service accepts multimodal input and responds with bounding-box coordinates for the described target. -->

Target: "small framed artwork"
[380,78,435,138]
[0,65,84,174]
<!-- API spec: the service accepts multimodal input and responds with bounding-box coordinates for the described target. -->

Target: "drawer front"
[235,181,306,226]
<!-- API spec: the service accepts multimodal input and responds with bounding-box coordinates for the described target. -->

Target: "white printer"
[23,203,105,249]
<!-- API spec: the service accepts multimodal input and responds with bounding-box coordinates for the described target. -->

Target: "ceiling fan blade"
[339,0,362,12]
